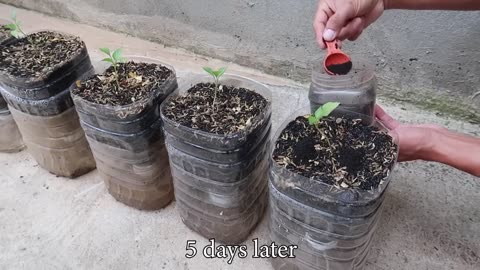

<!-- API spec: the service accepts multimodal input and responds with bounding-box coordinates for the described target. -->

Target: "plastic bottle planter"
[0,109,24,152]
[160,74,272,244]
[309,60,376,124]
[268,108,398,270]
[0,31,96,177]
[71,57,178,210]
[269,184,382,270]
[81,120,174,210]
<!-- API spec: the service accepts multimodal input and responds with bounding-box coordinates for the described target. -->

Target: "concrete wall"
[2,0,479,123]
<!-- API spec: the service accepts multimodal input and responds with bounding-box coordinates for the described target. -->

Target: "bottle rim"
[311,58,376,89]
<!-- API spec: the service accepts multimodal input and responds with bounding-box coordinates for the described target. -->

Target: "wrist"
[383,0,414,10]
[383,0,393,10]
[416,129,440,161]
[383,0,399,10]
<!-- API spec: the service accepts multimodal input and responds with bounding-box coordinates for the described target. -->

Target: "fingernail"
[323,29,336,41]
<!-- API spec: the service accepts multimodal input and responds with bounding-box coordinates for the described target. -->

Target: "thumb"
[375,104,400,130]
[387,129,400,145]
[323,4,356,41]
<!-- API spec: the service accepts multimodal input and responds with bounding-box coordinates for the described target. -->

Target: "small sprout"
[308,115,318,125]
[5,9,27,39]
[100,48,126,90]
[100,48,126,72]
[203,66,226,108]
[203,67,226,89]
[308,102,341,126]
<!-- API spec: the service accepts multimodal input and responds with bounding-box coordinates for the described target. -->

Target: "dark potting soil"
[326,61,353,75]
[272,116,397,190]
[72,62,173,106]
[0,31,85,79]
[163,83,268,135]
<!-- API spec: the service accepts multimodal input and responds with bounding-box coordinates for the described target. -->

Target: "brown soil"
[72,62,173,106]
[273,116,397,190]
[0,31,85,79]
[163,83,268,135]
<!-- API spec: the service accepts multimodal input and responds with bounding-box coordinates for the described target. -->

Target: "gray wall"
[2,0,480,123]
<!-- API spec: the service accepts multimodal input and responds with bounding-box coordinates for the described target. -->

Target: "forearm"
[385,0,480,10]
[420,130,480,176]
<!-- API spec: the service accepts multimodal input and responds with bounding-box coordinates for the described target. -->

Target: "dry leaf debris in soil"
[0,31,84,79]
[72,62,173,106]
[273,116,397,191]
[163,83,267,135]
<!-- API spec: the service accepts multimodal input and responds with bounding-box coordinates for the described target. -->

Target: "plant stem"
[315,124,332,146]
[112,61,121,90]
[18,27,27,37]
[214,81,218,105]
[213,78,219,112]
[17,26,32,43]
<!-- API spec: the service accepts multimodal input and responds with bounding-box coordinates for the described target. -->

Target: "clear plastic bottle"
[71,56,177,210]
[161,74,272,244]
[268,106,398,270]
[309,60,377,121]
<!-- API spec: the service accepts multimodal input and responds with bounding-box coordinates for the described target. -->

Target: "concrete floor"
[0,5,479,270]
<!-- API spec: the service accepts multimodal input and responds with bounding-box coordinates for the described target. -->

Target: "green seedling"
[100,48,126,89]
[308,102,341,125]
[203,67,226,106]
[5,10,27,39]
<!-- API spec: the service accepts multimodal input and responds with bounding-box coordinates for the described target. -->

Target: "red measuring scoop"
[324,40,352,75]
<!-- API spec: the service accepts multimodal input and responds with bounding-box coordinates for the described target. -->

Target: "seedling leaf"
[308,116,318,125]
[99,47,124,90]
[100,48,111,55]
[11,30,19,39]
[117,57,127,63]
[112,48,122,61]
[7,9,27,39]
[321,102,340,117]
[101,58,114,63]
[203,67,215,77]
[4,24,16,30]
[309,102,341,126]
[315,102,340,119]
[214,67,226,78]
[202,67,227,111]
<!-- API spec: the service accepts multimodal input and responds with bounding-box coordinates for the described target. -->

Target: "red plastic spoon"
[324,40,352,75]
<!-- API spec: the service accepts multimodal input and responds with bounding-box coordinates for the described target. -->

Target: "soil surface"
[326,61,353,75]
[163,83,267,134]
[72,62,173,106]
[0,31,84,79]
[273,116,397,190]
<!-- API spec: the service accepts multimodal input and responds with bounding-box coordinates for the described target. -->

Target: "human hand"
[314,0,386,48]
[374,105,447,162]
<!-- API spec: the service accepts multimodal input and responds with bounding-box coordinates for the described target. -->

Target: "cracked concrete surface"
[0,5,479,270]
